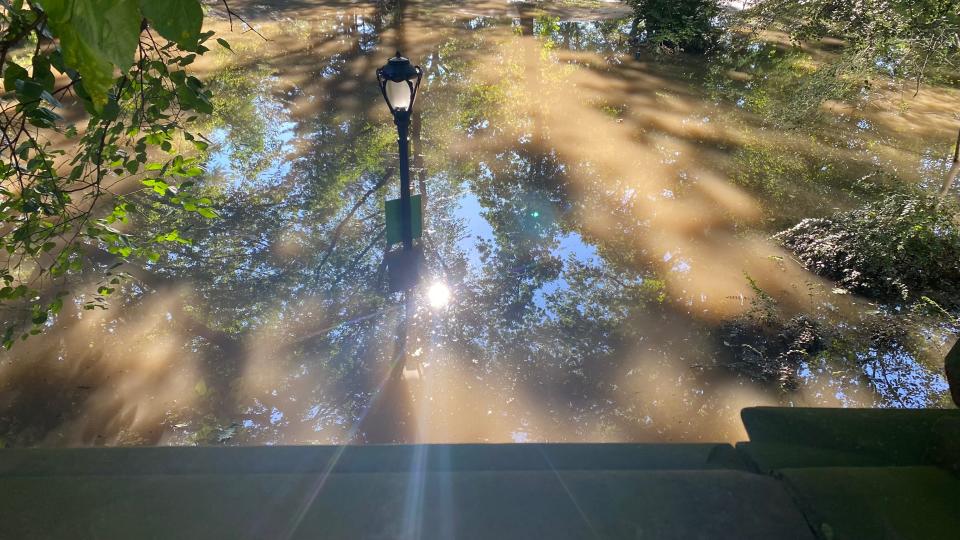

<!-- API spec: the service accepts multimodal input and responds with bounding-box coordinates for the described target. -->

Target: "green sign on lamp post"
[385,194,423,247]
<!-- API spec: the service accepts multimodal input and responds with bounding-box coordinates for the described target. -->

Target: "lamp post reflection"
[377,51,423,253]
[360,51,457,443]
[378,52,425,293]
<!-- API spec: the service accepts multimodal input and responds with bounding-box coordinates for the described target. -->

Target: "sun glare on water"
[427,282,451,309]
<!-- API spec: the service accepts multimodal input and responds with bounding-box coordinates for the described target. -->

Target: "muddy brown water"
[0,1,957,446]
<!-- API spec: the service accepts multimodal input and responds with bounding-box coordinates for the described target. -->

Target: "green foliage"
[708,41,864,127]
[712,2,960,128]
[335,123,394,187]
[731,141,808,202]
[0,0,228,347]
[205,63,275,171]
[628,0,720,52]
[33,0,205,108]
[720,310,824,390]
[777,196,960,309]
[725,134,906,230]
[743,0,960,89]
[457,82,505,133]
[139,0,204,51]
[36,0,141,109]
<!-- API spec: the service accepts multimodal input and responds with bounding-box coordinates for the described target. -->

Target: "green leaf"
[100,97,120,121]
[52,24,115,109]
[3,62,28,92]
[197,207,218,219]
[139,0,203,51]
[36,0,141,109]
[216,38,232,51]
[49,297,64,315]
[14,78,44,105]
[32,55,56,92]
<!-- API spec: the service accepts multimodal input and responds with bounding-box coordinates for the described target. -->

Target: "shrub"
[777,196,960,309]
[628,0,721,53]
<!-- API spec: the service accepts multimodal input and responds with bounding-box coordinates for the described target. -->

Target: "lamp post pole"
[394,109,413,251]
[377,51,422,262]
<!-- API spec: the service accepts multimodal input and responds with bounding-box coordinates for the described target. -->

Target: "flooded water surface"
[1,0,957,446]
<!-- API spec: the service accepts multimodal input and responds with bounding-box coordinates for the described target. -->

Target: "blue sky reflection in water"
[0,1,956,447]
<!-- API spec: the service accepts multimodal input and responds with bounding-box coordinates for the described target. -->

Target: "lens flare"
[426,282,451,309]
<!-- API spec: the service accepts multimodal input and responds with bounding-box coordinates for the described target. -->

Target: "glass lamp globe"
[376,51,423,114]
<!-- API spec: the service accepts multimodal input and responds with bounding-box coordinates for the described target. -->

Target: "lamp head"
[376,51,423,114]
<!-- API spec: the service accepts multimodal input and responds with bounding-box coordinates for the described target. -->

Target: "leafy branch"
[0,0,241,348]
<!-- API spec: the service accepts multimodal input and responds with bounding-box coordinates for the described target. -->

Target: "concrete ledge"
[0,442,746,476]
[4,408,957,538]
[736,441,893,473]
[779,466,960,540]
[741,407,960,468]
[0,469,814,539]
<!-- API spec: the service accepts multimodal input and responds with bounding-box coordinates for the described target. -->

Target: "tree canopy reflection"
[0,1,955,447]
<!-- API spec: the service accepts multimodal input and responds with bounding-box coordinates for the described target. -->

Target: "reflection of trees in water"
[0,5,952,447]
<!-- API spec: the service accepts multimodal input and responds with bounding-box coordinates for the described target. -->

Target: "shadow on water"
[0,0,956,447]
